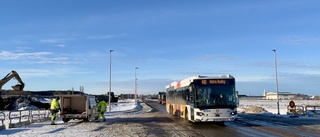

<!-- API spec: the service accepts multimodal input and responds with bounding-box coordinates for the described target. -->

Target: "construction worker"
[97,98,107,122]
[50,96,60,125]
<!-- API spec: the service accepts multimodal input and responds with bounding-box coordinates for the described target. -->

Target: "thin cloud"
[87,33,128,40]
[237,76,272,82]
[0,50,76,64]
[197,54,238,61]
[247,61,320,70]
[0,50,52,60]
[57,44,65,47]
[38,38,70,48]
[280,35,320,45]
[20,68,93,78]
[247,61,273,68]
[39,38,74,43]
[278,61,320,70]
[39,39,58,43]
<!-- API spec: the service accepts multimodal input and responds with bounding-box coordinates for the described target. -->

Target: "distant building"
[119,94,135,99]
[263,90,296,99]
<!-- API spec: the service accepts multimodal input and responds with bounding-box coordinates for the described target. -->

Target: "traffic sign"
[289,100,295,108]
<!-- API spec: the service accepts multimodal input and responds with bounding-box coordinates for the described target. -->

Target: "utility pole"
[134,67,138,104]
[108,50,113,112]
[272,49,280,115]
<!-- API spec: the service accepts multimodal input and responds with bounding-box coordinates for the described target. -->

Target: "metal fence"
[287,105,320,116]
[0,109,51,130]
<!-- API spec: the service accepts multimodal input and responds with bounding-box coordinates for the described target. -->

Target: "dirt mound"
[244,105,268,114]
[0,96,50,110]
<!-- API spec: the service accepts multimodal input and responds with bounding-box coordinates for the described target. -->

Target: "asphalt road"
[144,100,320,137]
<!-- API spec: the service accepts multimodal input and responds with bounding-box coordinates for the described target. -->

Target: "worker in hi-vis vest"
[97,98,107,122]
[50,97,60,125]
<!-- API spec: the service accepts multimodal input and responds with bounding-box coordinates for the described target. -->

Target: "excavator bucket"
[12,83,24,91]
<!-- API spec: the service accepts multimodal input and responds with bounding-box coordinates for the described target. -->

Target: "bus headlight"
[230,111,237,115]
[196,112,204,116]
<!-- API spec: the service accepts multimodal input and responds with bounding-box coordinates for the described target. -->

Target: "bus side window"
[184,88,189,101]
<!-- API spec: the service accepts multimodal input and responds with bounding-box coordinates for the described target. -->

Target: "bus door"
[189,83,195,121]
[190,101,194,121]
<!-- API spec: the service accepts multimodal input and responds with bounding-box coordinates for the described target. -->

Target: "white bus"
[166,75,238,123]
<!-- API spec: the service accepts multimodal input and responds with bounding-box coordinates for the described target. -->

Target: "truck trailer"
[58,95,98,123]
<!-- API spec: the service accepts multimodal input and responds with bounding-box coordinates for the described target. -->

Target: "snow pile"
[133,101,143,110]
[109,99,138,112]
[242,105,268,114]
[31,97,51,104]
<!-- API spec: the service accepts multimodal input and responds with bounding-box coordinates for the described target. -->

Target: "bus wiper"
[199,106,210,110]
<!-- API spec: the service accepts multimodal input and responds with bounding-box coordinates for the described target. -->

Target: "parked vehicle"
[158,92,166,104]
[59,95,98,123]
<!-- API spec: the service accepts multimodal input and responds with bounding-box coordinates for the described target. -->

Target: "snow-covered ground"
[0,99,319,137]
[0,99,150,137]
[238,99,320,116]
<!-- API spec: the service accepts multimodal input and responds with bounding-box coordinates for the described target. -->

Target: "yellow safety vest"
[50,98,60,110]
[97,100,107,112]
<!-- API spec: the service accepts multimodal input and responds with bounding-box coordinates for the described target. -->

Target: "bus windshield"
[195,84,237,109]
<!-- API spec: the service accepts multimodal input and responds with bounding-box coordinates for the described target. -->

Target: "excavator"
[0,70,25,91]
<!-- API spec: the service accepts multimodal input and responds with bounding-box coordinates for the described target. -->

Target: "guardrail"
[287,105,320,117]
[305,105,320,117]
[0,109,51,130]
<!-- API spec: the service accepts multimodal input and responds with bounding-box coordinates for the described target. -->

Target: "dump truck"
[58,95,98,123]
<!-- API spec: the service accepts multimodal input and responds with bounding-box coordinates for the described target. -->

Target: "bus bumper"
[195,115,238,122]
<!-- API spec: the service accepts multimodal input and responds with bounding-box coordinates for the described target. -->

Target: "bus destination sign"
[201,79,227,85]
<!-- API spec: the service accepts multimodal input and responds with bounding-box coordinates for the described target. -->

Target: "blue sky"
[1,0,320,96]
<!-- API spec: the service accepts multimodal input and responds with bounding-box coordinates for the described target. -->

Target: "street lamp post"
[272,49,280,115]
[108,50,113,112]
[134,67,138,104]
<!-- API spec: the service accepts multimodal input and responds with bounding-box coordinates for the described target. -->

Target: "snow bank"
[238,99,320,116]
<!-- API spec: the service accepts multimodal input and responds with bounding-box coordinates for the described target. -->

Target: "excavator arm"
[0,70,25,91]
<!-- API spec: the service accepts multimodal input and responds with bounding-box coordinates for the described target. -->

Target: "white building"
[263,90,296,99]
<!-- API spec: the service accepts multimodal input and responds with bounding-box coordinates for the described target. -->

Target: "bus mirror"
[190,96,194,101]
[189,83,194,92]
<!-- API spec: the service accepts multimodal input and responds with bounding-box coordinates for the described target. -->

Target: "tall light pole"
[272,49,280,115]
[134,67,138,104]
[108,50,113,112]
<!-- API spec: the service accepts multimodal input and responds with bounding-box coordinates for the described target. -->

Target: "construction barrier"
[2,109,51,129]
[0,112,5,125]
[286,104,320,117]
[0,111,5,130]
[29,109,51,123]
[305,105,320,117]
[7,110,31,128]
[286,105,305,115]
